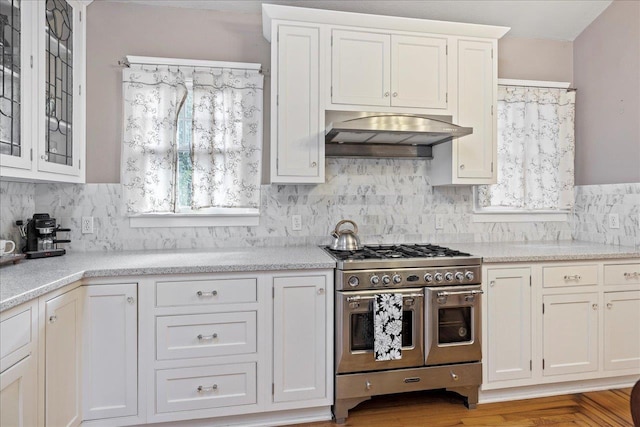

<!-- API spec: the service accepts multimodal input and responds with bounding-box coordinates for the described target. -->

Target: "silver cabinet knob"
[311,162,317,167]
[392,92,398,97]
[318,288,325,295]
[49,315,57,323]
[592,304,598,310]
[127,297,135,305]
[365,380,372,390]
[41,155,48,161]
[384,92,390,97]
[459,164,465,170]
[606,302,613,309]
[450,371,459,381]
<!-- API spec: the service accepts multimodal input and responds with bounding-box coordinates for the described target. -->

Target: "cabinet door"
[604,291,640,371]
[391,35,447,109]
[332,30,390,106]
[273,24,323,183]
[273,275,326,403]
[486,268,532,382]
[45,287,83,427]
[83,284,138,420]
[542,293,598,376]
[0,0,34,171]
[456,39,495,181]
[36,0,84,177]
[0,354,37,427]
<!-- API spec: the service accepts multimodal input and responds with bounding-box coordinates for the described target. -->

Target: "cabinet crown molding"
[262,4,510,41]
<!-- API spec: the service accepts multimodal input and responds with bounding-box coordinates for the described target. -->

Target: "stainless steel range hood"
[325,111,473,158]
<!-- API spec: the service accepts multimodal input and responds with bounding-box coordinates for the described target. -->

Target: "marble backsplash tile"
[0,181,36,248]
[32,159,573,252]
[572,183,640,248]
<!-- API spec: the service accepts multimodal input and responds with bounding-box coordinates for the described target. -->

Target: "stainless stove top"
[323,244,482,270]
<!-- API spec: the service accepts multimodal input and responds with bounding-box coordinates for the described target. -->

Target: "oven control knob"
[424,273,433,283]
[382,275,391,286]
[348,276,360,287]
[370,275,380,286]
[434,272,443,282]
[465,271,475,281]
[445,272,454,282]
[392,274,402,284]
[455,272,464,282]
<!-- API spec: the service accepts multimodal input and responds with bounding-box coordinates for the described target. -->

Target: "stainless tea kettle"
[330,220,363,251]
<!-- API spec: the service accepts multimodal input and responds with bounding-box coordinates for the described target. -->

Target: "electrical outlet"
[608,213,620,229]
[291,215,302,231]
[435,215,444,230]
[81,216,94,234]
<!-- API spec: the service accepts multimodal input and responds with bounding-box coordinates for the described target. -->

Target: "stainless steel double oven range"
[323,244,483,423]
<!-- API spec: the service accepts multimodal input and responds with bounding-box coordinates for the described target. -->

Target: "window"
[473,80,576,223]
[121,57,264,227]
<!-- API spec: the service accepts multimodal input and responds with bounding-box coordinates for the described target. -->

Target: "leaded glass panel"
[45,0,72,166]
[0,0,21,157]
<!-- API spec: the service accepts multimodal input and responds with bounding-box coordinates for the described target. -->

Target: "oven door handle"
[346,293,424,302]
[436,289,484,298]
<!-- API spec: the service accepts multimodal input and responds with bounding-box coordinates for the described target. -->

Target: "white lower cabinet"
[0,354,38,427]
[482,259,640,401]
[45,287,83,427]
[485,267,532,383]
[273,275,327,403]
[83,284,138,421]
[542,293,599,376]
[603,291,640,371]
[0,301,38,427]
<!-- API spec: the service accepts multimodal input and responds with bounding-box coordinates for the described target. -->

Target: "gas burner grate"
[324,244,472,261]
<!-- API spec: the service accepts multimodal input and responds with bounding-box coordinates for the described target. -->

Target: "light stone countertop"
[451,240,640,263]
[1,241,639,313]
[0,246,336,312]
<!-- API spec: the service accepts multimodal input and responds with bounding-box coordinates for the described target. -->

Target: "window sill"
[471,211,569,223]
[129,211,260,228]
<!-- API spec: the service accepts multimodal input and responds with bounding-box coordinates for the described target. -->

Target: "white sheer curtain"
[121,68,187,213]
[477,85,576,210]
[190,69,263,209]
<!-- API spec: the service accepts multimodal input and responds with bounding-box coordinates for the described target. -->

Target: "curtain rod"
[499,83,577,92]
[117,57,269,76]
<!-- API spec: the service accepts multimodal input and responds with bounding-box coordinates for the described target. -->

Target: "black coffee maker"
[16,214,71,259]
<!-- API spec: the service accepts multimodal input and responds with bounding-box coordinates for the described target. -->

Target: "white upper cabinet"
[331,30,390,107]
[262,4,509,185]
[0,0,86,183]
[271,22,324,183]
[331,30,448,110]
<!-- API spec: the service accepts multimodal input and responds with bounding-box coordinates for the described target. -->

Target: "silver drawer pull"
[197,384,218,393]
[564,275,581,281]
[197,333,218,340]
[624,272,640,279]
[197,290,218,297]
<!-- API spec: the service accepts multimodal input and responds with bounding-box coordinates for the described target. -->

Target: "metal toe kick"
[333,362,482,423]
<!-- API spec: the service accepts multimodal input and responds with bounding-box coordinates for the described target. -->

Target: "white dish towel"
[374,293,403,361]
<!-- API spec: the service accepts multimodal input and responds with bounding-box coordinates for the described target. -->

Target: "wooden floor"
[296,388,634,426]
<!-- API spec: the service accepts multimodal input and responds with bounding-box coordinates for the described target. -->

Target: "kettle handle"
[334,219,358,236]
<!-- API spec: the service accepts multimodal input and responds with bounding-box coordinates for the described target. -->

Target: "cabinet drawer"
[156,312,257,360]
[156,363,256,413]
[156,278,257,307]
[542,265,598,288]
[0,307,33,369]
[604,263,640,286]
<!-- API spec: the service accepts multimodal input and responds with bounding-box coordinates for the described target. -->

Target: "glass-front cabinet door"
[37,0,82,177]
[0,0,85,182]
[0,0,33,170]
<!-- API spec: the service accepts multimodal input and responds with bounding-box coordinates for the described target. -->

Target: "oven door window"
[438,306,472,344]
[351,306,414,351]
